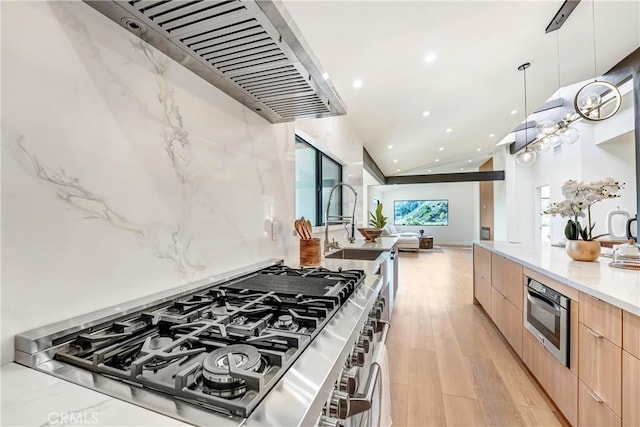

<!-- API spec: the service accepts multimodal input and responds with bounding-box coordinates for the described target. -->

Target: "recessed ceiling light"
[424,52,437,63]
[510,110,518,115]
[322,72,329,80]
[476,148,481,152]
[393,159,398,163]
[396,168,400,172]
[468,160,472,163]
[428,169,432,173]
[435,159,440,162]
[460,167,465,171]
[439,147,444,151]
[352,79,363,89]
[422,110,431,117]
[489,133,495,138]
[446,128,452,133]
[387,145,393,149]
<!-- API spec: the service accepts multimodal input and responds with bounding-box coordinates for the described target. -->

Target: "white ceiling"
[283,0,640,176]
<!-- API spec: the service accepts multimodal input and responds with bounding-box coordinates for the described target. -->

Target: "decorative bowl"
[358,228,383,242]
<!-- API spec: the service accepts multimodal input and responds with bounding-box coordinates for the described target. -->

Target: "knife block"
[299,238,321,267]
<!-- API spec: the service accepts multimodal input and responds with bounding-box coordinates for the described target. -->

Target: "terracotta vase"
[565,240,601,262]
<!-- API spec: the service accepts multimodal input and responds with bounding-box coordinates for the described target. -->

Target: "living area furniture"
[380,224,420,252]
[419,236,434,250]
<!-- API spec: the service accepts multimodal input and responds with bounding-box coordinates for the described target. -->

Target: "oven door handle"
[345,362,381,418]
[527,291,561,315]
[376,320,391,343]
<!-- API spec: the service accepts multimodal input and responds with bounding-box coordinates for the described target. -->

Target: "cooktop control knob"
[375,297,385,313]
[338,369,358,395]
[369,306,382,321]
[328,390,349,419]
[357,335,370,353]
[350,347,365,367]
[363,323,375,341]
[318,415,341,427]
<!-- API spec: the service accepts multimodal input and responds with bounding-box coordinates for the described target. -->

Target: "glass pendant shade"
[516,149,537,165]
[534,138,551,152]
[559,126,580,144]
[536,120,559,136]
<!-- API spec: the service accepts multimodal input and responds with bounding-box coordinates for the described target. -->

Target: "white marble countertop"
[475,241,640,316]
[1,363,188,426]
[2,242,396,426]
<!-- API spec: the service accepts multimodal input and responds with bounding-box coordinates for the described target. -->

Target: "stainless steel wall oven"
[524,277,571,367]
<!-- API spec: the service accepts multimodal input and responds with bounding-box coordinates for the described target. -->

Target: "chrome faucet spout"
[324,183,358,253]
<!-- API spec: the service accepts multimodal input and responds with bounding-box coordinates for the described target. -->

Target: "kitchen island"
[2,238,398,427]
[473,241,640,427]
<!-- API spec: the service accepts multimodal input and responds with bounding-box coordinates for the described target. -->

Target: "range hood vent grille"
[85,0,346,123]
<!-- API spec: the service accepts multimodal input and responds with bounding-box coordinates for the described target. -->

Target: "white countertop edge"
[474,241,640,316]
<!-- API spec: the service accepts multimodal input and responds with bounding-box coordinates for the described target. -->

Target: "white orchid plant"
[543,178,624,241]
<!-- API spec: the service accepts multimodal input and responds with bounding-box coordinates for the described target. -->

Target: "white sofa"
[381,224,420,252]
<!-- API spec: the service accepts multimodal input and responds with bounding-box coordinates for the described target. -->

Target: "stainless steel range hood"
[84,0,346,123]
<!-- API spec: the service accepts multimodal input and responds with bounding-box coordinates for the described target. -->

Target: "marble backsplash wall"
[1,1,364,364]
[0,1,297,364]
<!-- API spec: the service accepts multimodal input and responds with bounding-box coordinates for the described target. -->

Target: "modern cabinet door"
[623,351,640,427]
[579,380,622,427]
[580,293,622,347]
[491,253,505,296]
[622,311,640,359]
[522,330,577,425]
[473,246,492,310]
[491,287,506,333]
[579,323,622,417]
[503,299,523,358]
[502,258,523,311]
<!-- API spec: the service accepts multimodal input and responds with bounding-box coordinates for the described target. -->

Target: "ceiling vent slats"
[86,0,346,123]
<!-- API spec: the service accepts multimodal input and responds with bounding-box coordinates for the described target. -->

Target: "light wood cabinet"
[580,292,623,347]
[579,380,622,427]
[622,311,640,359]
[623,351,640,427]
[523,329,578,426]
[491,253,505,296]
[473,246,492,311]
[491,287,506,333]
[503,258,523,310]
[504,298,523,358]
[579,323,622,417]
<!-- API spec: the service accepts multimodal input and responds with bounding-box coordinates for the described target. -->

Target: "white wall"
[380,182,477,245]
[0,2,364,364]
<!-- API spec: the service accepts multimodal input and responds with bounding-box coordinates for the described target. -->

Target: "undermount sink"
[325,249,384,260]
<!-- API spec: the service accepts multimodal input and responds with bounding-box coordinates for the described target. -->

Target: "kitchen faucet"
[325,182,357,253]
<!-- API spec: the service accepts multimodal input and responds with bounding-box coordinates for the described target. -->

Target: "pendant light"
[574,0,622,121]
[516,63,537,165]
[534,29,580,151]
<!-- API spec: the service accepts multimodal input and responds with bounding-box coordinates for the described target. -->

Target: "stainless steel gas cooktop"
[16,262,366,420]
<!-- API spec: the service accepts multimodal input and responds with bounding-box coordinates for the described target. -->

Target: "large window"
[295,136,342,226]
[394,200,449,226]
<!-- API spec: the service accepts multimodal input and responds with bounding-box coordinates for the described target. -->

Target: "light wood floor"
[388,247,569,427]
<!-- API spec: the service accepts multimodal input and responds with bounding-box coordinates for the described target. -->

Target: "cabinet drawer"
[474,271,491,312]
[579,380,621,427]
[503,258,523,310]
[491,253,505,295]
[579,293,622,346]
[623,351,640,427]
[504,299,523,358]
[579,324,622,417]
[474,246,492,284]
[491,286,506,332]
[623,311,640,359]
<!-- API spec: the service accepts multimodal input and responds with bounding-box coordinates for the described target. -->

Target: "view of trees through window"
[394,200,449,226]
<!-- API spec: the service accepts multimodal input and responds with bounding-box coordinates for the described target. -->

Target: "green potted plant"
[419,229,425,236]
[369,203,388,229]
[359,203,388,242]
[543,178,623,261]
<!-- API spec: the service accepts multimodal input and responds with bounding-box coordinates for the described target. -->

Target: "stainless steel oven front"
[524,277,571,367]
